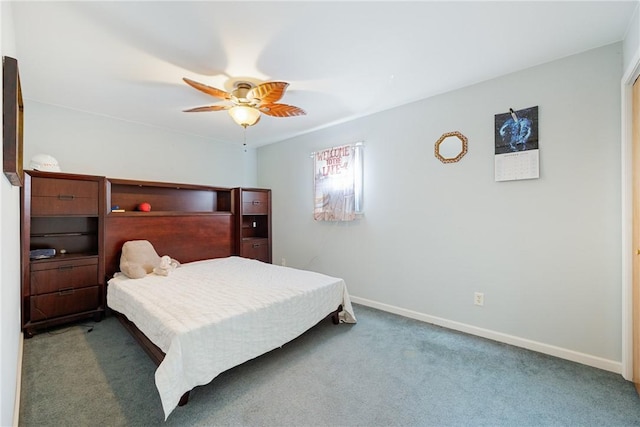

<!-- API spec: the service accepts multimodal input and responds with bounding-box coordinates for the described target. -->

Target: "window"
[313,142,364,221]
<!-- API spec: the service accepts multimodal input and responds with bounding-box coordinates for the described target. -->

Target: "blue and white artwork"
[494,106,538,154]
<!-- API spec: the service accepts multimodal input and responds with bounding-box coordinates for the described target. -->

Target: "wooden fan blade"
[183,105,230,112]
[260,103,306,117]
[248,82,289,104]
[183,78,231,100]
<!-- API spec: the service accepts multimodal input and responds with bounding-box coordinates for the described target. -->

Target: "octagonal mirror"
[435,131,468,164]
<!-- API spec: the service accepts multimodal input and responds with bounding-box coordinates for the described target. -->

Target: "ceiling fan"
[182,78,306,128]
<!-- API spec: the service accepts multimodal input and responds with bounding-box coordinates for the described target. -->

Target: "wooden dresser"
[20,171,105,337]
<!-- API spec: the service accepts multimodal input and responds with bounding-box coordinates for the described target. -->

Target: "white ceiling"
[9,1,639,147]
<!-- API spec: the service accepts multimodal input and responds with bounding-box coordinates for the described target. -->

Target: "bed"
[106,254,356,419]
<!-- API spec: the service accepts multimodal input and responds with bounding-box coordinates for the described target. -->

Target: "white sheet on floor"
[107,256,356,419]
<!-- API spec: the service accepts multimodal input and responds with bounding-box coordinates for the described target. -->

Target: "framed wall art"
[3,56,24,187]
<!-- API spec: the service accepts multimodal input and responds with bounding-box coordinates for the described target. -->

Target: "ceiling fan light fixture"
[229,105,261,128]
[183,77,305,131]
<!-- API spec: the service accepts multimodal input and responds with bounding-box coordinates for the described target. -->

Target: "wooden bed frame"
[103,194,343,407]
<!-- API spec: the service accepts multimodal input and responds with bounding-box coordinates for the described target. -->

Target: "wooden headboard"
[104,214,235,278]
[103,179,236,278]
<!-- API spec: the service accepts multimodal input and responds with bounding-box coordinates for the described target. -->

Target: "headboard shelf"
[107,211,232,217]
[106,178,233,214]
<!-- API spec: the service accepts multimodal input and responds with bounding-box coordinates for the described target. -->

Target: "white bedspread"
[106,256,356,419]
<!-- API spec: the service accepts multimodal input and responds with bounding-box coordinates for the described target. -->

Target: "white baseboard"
[351,296,622,375]
[13,333,23,427]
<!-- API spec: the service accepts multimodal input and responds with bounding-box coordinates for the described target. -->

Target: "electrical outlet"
[474,292,484,306]
[281,257,286,266]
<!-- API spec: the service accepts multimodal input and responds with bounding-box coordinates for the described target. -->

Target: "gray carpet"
[19,304,640,426]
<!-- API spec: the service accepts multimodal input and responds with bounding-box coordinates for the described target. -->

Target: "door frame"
[621,48,640,381]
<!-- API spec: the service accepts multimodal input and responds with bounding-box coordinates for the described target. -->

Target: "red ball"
[138,202,151,212]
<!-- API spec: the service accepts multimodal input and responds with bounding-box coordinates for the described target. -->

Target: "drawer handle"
[58,265,74,271]
[58,288,75,296]
[58,194,76,201]
[252,243,261,248]
[252,200,261,205]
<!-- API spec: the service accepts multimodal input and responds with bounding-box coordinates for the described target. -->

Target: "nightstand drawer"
[242,191,269,215]
[242,238,270,262]
[31,177,99,216]
[30,286,100,321]
[30,258,98,295]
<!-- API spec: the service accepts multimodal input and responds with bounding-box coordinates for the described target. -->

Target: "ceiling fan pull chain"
[243,128,247,152]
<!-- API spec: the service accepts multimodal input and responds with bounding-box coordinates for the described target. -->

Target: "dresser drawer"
[31,177,99,216]
[30,286,100,321]
[242,191,269,215]
[241,238,270,262]
[30,258,98,295]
